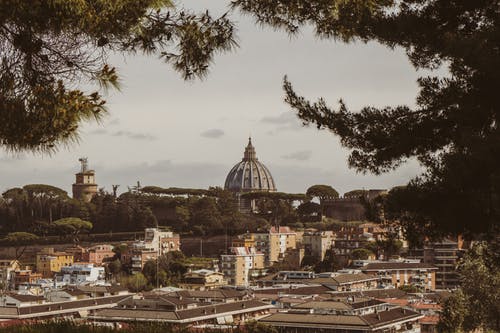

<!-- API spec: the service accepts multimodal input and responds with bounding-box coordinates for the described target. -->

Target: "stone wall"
[323,198,367,221]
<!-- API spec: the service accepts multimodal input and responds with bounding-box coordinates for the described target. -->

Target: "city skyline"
[0,1,424,195]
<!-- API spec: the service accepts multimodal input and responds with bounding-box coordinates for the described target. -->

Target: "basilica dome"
[224,138,277,193]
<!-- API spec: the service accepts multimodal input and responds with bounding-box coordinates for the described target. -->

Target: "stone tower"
[72,157,98,202]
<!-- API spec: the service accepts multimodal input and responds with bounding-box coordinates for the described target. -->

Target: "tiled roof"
[0,295,132,319]
[269,226,294,234]
[6,294,44,302]
[171,289,246,299]
[260,312,368,327]
[362,307,422,327]
[362,262,437,271]
[293,301,352,311]
[330,289,408,299]
[419,315,439,324]
[254,285,332,295]
[93,300,272,323]
[95,308,179,321]
[331,273,378,285]
[175,300,268,320]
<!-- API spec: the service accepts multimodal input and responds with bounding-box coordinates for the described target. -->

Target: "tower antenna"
[78,157,88,173]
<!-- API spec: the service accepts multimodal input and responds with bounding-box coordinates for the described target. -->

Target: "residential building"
[179,269,227,290]
[268,226,297,264]
[221,247,265,287]
[0,259,21,289]
[85,244,115,265]
[64,245,87,262]
[361,262,438,291]
[259,307,422,332]
[0,294,130,320]
[0,293,45,307]
[164,289,249,304]
[302,230,334,261]
[91,297,273,326]
[123,228,181,273]
[257,271,378,292]
[36,248,74,278]
[407,238,464,289]
[233,227,298,266]
[55,264,106,285]
[13,270,43,289]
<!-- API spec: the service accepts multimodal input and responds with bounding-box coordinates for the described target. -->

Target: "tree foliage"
[438,242,500,332]
[53,217,93,244]
[1,231,38,259]
[232,0,500,238]
[350,248,374,260]
[0,0,236,152]
[306,185,339,200]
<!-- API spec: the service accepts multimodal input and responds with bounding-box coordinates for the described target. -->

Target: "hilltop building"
[72,157,98,202]
[323,189,387,221]
[224,137,277,212]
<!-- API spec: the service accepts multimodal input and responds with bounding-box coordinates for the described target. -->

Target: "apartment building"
[36,248,74,278]
[302,231,334,261]
[123,228,181,273]
[221,247,265,287]
[55,264,106,285]
[407,238,464,289]
[179,269,227,290]
[361,262,438,291]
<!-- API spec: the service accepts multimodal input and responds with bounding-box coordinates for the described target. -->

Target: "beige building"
[361,262,438,291]
[245,226,297,265]
[302,230,334,261]
[179,269,227,290]
[221,247,265,287]
[72,157,98,202]
[36,248,74,278]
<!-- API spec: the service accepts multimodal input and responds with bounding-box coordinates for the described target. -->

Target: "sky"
[0,1,425,196]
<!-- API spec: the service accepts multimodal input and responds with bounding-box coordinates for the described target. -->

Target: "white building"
[132,228,180,256]
[56,264,105,285]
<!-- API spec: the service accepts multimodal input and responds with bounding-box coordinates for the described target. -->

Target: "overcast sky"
[0,1,425,196]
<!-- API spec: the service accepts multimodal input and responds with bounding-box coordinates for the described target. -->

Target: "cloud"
[89,129,108,135]
[108,118,120,126]
[200,129,225,139]
[281,150,312,161]
[112,131,156,141]
[260,112,305,132]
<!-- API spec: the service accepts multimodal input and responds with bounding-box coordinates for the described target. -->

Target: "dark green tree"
[297,201,321,222]
[350,248,374,260]
[232,0,500,239]
[0,1,236,152]
[306,185,339,219]
[438,242,500,332]
[1,232,39,260]
[53,217,93,245]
